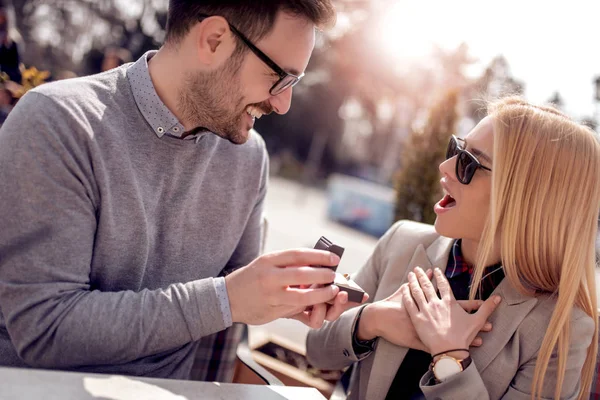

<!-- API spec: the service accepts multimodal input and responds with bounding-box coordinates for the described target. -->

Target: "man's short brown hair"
[165,0,336,45]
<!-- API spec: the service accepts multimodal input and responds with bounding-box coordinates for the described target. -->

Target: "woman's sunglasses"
[446,135,492,185]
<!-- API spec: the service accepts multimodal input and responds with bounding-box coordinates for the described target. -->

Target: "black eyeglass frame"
[446,135,492,185]
[198,14,304,96]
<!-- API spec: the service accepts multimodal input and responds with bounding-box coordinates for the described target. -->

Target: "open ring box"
[313,236,367,303]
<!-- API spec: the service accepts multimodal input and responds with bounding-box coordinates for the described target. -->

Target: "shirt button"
[343,349,350,357]
[157,127,165,134]
[172,127,180,133]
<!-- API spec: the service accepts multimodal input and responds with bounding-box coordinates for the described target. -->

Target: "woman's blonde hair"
[469,96,600,399]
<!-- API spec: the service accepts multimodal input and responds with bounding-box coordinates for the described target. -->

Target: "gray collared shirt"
[127,50,232,327]
[127,50,207,144]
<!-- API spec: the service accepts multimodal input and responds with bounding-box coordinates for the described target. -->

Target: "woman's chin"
[434,217,460,239]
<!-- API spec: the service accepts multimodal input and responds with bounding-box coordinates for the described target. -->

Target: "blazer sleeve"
[305,221,407,371]
[420,313,595,400]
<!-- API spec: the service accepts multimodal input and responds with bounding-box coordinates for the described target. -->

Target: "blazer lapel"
[426,236,454,274]
[471,279,538,372]
[365,237,454,400]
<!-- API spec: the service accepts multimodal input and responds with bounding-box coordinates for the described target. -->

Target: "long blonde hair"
[469,97,600,399]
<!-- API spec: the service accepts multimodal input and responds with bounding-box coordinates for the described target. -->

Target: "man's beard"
[178,57,269,145]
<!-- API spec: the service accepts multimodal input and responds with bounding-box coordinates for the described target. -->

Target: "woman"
[307,97,600,400]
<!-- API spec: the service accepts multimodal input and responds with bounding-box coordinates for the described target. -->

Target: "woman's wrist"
[356,304,379,341]
[432,350,470,362]
[430,342,470,358]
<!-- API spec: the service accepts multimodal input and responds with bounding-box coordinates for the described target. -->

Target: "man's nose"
[270,87,293,115]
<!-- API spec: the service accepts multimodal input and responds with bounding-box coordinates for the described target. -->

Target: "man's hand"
[296,285,370,329]
[225,249,345,327]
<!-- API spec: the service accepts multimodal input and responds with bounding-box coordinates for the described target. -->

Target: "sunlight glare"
[378,2,439,62]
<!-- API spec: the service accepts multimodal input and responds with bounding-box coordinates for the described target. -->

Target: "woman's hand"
[402,267,501,357]
[358,269,494,352]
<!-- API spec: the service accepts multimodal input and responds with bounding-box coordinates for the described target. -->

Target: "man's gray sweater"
[0,64,268,379]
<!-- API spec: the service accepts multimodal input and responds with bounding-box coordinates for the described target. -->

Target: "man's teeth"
[246,107,263,119]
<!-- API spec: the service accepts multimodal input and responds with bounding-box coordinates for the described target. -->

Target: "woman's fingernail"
[330,254,340,264]
[494,296,501,304]
[485,323,492,329]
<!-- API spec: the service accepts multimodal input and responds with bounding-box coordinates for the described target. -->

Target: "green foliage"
[394,90,459,224]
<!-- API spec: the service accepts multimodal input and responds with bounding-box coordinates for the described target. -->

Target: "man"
[0,0,353,380]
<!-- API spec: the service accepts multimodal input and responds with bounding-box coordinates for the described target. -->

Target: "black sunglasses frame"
[198,14,304,96]
[446,135,492,185]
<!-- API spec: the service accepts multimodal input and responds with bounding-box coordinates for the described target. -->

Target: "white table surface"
[0,367,326,400]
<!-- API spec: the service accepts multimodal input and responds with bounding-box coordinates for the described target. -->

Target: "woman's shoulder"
[519,293,595,341]
[384,220,440,245]
[372,220,444,271]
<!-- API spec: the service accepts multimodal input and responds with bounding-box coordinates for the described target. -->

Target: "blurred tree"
[7,0,166,75]
[464,56,524,123]
[547,91,564,110]
[394,89,458,224]
[582,117,597,131]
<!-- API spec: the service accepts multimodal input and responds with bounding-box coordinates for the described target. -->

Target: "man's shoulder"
[3,67,131,145]
[28,67,128,109]
[215,129,268,163]
[246,129,268,156]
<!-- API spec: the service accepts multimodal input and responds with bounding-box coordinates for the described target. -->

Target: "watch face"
[433,356,463,381]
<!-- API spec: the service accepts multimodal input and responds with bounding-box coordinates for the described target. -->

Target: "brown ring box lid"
[313,236,366,303]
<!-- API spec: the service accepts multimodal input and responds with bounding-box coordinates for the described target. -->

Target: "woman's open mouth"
[434,191,457,214]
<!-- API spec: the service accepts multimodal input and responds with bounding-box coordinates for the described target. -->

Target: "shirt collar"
[126,50,186,139]
[446,239,503,279]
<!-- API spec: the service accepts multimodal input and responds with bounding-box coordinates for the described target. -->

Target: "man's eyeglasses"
[446,135,492,185]
[198,15,304,96]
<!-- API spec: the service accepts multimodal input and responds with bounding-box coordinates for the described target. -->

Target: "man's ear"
[194,16,236,66]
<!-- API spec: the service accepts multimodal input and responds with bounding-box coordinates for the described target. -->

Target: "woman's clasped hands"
[357,267,501,356]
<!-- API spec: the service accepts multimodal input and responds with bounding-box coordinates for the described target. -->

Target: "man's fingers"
[324,297,346,321]
[275,266,336,286]
[283,285,339,307]
[288,311,311,326]
[309,303,327,329]
[475,296,502,325]
[263,249,340,268]
[325,291,362,321]
[457,299,484,313]
[470,336,483,347]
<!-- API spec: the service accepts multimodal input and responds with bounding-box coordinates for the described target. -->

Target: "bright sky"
[377,0,600,120]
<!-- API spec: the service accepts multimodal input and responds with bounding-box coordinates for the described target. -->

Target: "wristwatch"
[430,354,472,382]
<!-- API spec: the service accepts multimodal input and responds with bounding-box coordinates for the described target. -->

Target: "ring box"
[333,273,366,303]
[313,236,344,272]
[313,236,366,303]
